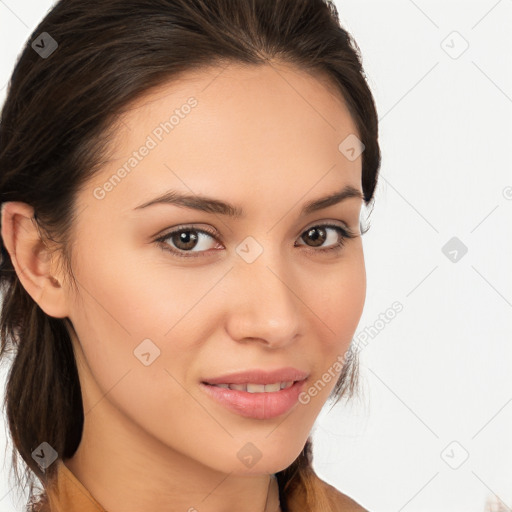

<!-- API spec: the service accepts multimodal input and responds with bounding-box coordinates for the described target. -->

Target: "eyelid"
[303,219,348,232]
[153,219,358,258]
[153,219,355,240]
[153,223,218,240]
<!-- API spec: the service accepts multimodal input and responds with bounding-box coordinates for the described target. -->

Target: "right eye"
[154,226,220,259]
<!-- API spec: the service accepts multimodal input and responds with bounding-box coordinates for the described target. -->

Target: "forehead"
[84,61,362,215]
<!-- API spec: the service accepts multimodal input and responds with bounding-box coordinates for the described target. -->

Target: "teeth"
[247,383,266,393]
[230,383,247,391]
[211,381,295,392]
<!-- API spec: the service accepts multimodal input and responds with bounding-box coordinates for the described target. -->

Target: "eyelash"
[154,222,358,259]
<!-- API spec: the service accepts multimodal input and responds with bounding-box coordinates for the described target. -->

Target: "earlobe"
[1,201,69,319]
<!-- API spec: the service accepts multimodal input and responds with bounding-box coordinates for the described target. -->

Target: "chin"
[215,438,308,476]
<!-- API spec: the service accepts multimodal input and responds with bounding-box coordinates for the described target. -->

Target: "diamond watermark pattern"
[338,133,365,161]
[31,442,58,471]
[441,236,468,263]
[236,236,264,264]
[31,32,58,59]
[237,442,262,468]
[440,441,469,469]
[441,31,469,59]
[134,338,161,366]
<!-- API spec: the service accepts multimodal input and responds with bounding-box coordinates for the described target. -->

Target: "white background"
[0,1,511,511]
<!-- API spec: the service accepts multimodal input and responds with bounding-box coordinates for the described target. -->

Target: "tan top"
[43,459,367,512]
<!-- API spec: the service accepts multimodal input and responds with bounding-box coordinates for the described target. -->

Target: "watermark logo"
[441,236,468,263]
[237,442,262,468]
[235,236,264,264]
[441,31,469,60]
[31,32,58,59]
[133,338,161,366]
[440,440,469,470]
[338,133,365,161]
[31,442,58,471]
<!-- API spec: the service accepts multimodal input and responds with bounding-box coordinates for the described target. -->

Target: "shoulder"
[315,475,368,512]
[285,470,368,512]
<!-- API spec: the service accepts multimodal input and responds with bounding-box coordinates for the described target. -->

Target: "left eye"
[154,223,356,259]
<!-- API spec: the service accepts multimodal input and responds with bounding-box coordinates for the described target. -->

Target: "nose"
[223,247,302,349]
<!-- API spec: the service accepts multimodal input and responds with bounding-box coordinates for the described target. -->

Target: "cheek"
[65,256,204,436]
[66,246,221,397]
[70,241,206,339]
[311,251,366,344]
[300,251,365,401]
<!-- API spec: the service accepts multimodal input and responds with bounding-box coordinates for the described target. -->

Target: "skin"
[2,60,366,512]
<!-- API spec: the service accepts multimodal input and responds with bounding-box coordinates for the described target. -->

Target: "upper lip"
[202,367,309,385]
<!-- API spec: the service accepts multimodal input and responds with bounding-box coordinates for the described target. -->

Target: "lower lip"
[199,380,307,420]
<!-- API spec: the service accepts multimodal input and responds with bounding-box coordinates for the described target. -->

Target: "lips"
[202,367,309,386]
[200,367,309,420]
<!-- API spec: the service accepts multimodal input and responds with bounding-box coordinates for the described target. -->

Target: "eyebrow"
[133,184,364,217]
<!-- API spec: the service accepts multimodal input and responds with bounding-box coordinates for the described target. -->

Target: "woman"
[0,0,381,510]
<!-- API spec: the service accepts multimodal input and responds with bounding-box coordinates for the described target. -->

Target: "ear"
[1,201,69,319]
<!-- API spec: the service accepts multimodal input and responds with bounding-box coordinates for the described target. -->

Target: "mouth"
[204,381,296,393]
[199,369,309,420]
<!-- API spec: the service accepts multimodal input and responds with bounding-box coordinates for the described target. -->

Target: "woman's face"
[63,61,366,475]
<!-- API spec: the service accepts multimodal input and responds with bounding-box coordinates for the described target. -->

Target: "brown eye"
[171,230,200,251]
[296,224,352,252]
[302,226,328,247]
[155,226,220,258]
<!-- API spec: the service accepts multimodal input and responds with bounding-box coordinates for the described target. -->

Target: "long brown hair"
[0,0,381,510]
